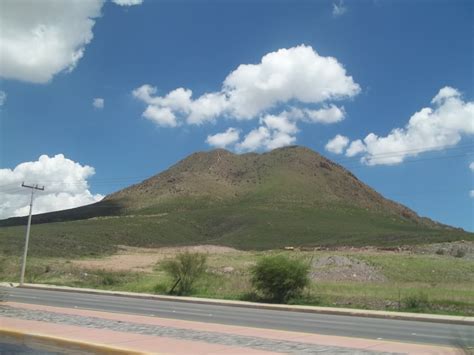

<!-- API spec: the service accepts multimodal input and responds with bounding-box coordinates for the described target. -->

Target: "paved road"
[0,341,60,355]
[3,287,473,349]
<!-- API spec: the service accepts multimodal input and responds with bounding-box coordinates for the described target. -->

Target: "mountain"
[0,146,470,256]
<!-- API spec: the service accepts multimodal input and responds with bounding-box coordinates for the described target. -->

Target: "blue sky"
[0,0,473,231]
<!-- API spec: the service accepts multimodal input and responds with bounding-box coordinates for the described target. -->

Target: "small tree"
[251,254,310,303]
[162,252,207,295]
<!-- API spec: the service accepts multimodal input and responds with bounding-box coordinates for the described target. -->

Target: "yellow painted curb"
[0,327,153,354]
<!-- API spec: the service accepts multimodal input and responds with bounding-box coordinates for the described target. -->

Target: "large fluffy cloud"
[326,87,474,165]
[0,154,103,219]
[0,0,142,84]
[134,45,359,126]
[222,46,359,119]
[0,0,104,83]
[133,45,359,151]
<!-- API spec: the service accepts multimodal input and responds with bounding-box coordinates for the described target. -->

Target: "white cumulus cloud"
[236,113,299,152]
[93,98,104,109]
[236,127,272,152]
[0,0,105,83]
[329,87,474,165]
[112,0,143,5]
[304,105,346,124]
[134,45,359,152]
[0,154,103,219]
[142,106,178,127]
[470,190,474,198]
[133,45,360,127]
[206,128,240,148]
[345,139,366,157]
[223,45,359,119]
[325,134,349,154]
[469,162,474,172]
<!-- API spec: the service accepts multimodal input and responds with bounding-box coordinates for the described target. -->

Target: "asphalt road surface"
[3,287,473,349]
[0,341,60,355]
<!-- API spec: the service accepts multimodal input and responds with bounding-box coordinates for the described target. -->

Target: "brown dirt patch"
[72,245,239,272]
[311,255,386,282]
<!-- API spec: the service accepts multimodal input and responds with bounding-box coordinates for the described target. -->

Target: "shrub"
[251,255,310,303]
[403,292,430,310]
[161,252,207,295]
[453,247,466,258]
[100,273,119,286]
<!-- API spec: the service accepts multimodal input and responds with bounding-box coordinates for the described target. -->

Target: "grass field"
[1,245,472,316]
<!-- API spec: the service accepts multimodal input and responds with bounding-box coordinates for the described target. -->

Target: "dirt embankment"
[72,245,239,272]
[71,241,472,282]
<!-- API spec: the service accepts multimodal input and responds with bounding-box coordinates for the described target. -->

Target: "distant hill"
[0,146,470,257]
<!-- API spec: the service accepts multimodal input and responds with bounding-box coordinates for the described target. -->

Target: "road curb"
[8,283,474,326]
[0,327,148,354]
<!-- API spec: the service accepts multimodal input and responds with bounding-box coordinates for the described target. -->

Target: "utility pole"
[20,182,44,285]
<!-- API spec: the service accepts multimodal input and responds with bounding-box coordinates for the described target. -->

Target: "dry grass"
[72,245,240,272]
[1,242,472,315]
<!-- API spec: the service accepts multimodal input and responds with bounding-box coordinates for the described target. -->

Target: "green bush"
[453,247,466,258]
[161,252,207,295]
[100,273,119,286]
[403,292,430,310]
[251,255,310,303]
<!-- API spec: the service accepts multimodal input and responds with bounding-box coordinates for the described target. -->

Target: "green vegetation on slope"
[1,146,471,258]
[0,203,470,258]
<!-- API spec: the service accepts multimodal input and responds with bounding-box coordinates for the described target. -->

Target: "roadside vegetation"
[250,255,309,302]
[161,251,207,295]
[0,242,472,316]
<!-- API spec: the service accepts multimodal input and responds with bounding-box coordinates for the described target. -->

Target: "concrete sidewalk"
[0,302,463,354]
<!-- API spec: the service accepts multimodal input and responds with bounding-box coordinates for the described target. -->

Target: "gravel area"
[0,306,397,354]
[411,241,474,260]
[311,256,386,282]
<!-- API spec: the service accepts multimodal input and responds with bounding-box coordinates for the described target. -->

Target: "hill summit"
[107,146,426,223]
[1,146,469,251]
